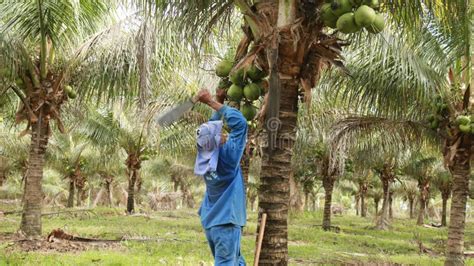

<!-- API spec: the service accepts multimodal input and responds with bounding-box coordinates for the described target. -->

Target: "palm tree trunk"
[67,180,75,208]
[445,137,471,265]
[322,177,335,230]
[76,186,83,207]
[361,193,367,217]
[376,170,392,230]
[304,192,309,211]
[355,195,360,216]
[126,154,141,214]
[377,186,390,230]
[106,179,113,207]
[0,171,5,187]
[409,198,414,219]
[20,112,49,236]
[417,197,426,225]
[241,146,251,188]
[374,198,379,215]
[126,169,137,214]
[289,175,304,211]
[388,192,393,219]
[441,194,448,227]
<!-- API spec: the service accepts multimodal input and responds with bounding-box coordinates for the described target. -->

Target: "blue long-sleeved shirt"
[198,105,248,229]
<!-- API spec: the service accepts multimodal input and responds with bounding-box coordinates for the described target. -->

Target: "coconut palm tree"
[396,180,418,219]
[432,166,453,227]
[81,106,155,214]
[325,5,471,261]
[154,0,472,263]
[401,152,437,225]
[48,131,90,207]
[0,0,200,236]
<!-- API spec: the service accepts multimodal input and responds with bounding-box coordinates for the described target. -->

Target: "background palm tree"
[432,166,453,227]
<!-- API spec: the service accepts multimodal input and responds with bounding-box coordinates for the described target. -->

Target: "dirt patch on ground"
[0,232,123,254]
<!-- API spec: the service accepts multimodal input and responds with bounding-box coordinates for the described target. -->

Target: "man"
[194,88,247,266]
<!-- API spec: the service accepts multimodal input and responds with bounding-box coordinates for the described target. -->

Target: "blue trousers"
[205,224,246,266]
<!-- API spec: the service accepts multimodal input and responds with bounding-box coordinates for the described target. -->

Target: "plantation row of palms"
[0,0,472,265]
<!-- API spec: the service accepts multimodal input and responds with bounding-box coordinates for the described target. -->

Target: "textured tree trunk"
[126,169,137,214]
[106,180,113,207]
[289,175,304,211]
[255,0,301,263]
[20,112,49,236]
[374,199,379,215]
[76,186,83,207]
[377,185,390,230]
[417,197,426,226]
[441,195,448,227]
[376,166,393,230]
[361,193,367,217]
[445,136,471,265]
[0,171,5,187]
[409,198,414,219]
[67,180,75,208]
[388,192,393,219]
[355,195,360,216]
[241,147,250,189]
[304,192,309,211]
[322,177,335,231]
[126,154,141,214]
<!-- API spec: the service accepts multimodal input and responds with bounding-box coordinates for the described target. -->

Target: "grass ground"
[0,204,473,265]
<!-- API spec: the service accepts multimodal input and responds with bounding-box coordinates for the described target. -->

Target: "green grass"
[0,207,473,265]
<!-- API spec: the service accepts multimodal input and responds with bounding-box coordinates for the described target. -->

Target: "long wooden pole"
[253,213,267,266]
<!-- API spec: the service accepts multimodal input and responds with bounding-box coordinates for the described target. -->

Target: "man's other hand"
[197,89,212,104]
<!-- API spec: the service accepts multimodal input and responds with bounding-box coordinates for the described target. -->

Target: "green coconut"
[321,3,338,28]
[436,103,448,113]
[240,104,257,121]
[64,85,77,99]
[218,78,232,89]
[354,5,376,27]
[331,0,353,17]
[230,68,246,86]
[337,12,360,34]
[215,59,233,77]
[366,13,385,33]
[456,115,471,125]
[246,65,266,81]
[227,84,243,101]
[243,83,261,101]
[459,123,471,133]
[430,120,439,129]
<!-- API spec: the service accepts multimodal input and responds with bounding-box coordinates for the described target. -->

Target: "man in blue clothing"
[194,88,247,266]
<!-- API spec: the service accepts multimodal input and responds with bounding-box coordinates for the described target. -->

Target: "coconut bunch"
[428,96,448,129]
[455,115,474,134]
[321,0,385,34]
[215,58,267,121]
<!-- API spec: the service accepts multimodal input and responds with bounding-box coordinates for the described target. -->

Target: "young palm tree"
[48,132,90,208]
[401,152,437,225]
[432,166,453,227]
[81,106,154,214]
[397,180,418,219]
